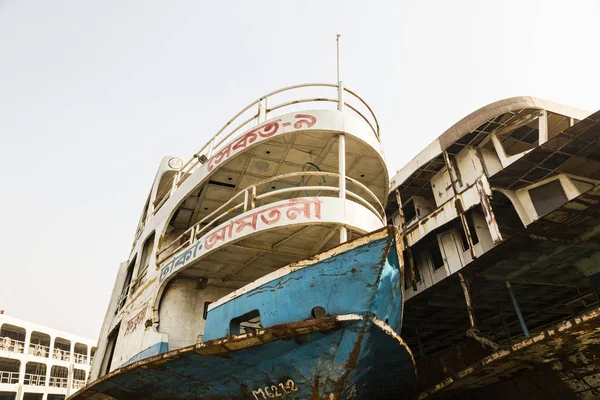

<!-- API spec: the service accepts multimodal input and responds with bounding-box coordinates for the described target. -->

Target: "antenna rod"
[336,34,341,83]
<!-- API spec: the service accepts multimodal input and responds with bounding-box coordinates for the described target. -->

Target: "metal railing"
[0,337,25,354]
[53,348,70,361]
[24,373,45,386]
[157,171,385,264]
[28,343,50,358]
[0,371,19,384]
[73,353,88,364]
[149,83,380,215]
[73,379,86,390]
[49,376,69,388]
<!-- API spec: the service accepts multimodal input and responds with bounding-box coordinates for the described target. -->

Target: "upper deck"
[0,313,97,400]
[385,96,600,374]
[91,83,391,379]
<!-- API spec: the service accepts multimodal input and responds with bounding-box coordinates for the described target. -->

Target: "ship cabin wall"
[158,278,231,350]
[393,104,594,302]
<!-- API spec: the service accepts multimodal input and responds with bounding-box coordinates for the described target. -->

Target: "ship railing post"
[243,189,249,212]
[338,131,347,243]
[207,138,215,159]
[264,96,269,121]
[190,226,196,244]
[257,98,266,125]
[337,79,347,243]
[251,186,257,209]
[506,281,530,338]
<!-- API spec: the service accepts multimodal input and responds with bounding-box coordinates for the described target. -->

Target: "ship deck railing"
[73,352,88,364]
[0,337,25,354]
[23,373,45,386]
[156,170,385,265]
[72,378,86,390]
[52,348,70,362]
[49,376,69,388]
[0,371,19,385]
[142,83,380,237]
[28,343,50,358]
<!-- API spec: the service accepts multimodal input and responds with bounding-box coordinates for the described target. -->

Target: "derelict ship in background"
[71,80,416,400]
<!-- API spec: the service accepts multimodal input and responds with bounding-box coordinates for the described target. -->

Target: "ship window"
[99,323,120,378]
[529,180,568,217]
[119,256,136,311]
[403,199,417,223]
[203,302,211,320]
[430,243,445,271]
[458,214,480,250]
[133,232,155,292]
[229,310,262,336]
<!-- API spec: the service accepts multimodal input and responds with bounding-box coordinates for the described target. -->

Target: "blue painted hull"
[72,227,416,399]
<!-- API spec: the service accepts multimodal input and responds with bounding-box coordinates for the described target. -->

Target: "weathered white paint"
[91,106,389,379]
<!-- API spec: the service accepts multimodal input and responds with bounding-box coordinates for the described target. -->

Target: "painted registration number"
[251,379,299,399]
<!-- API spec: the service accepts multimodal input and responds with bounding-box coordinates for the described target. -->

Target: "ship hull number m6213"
[251,379,299,399]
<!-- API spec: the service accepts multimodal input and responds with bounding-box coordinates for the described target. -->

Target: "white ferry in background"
[73,80,416,399]
[0,312,97,400]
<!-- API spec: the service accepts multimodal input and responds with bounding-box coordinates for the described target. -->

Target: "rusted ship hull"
[74,228,416,399]
[72,315,415,400]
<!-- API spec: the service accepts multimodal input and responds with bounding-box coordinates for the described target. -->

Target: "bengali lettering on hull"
[159,197,323,283]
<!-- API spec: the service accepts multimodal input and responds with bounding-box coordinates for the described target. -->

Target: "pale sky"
[0,0,599,340]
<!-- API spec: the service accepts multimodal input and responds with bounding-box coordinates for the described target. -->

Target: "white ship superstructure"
[0,313,97,400]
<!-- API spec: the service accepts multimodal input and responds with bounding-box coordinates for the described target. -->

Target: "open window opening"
[99,322,120,378]
[118,255,136,312]
[491,192,526,238]
[133,232,155,293]
[0,323,25,354]
[72,369,87,390]
[229,310,262,336]
[457,212,480,251]
[428,241,445,271]
[0,358,20,384]
[154,170,178,209]
[74,342,88,364]
[402,195,436,226]
[529,179,568,218]
[52,337,71,362]
[49,366,68,388]
[28,332,50,358]
[24,362,46,386]
[23,394,43,400]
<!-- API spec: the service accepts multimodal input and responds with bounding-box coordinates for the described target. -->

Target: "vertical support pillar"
[45,358,52,388]
[458,273,476,329]
[338,132,347,243]
[506,281,530,338]
[539,109,548,144]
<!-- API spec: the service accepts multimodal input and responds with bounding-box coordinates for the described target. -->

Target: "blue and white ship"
[73,82,416,399]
